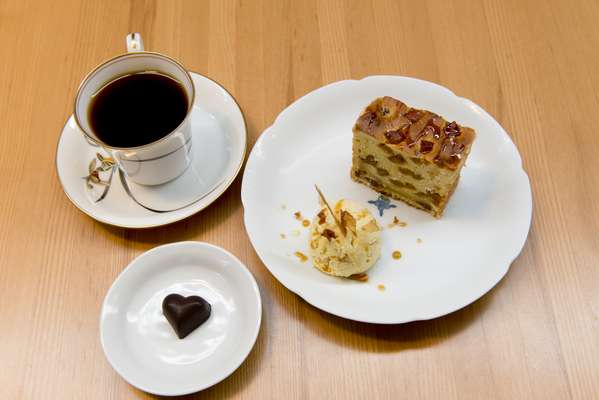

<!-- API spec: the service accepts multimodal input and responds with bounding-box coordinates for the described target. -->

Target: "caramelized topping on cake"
[384,126,408,144]
[444,121,461,136]
[353,97,475,171]
[405,109,424,123]
[435,137,466,167]
[379,96,400,118]
[420,125,436,139]
[407,124,428,146]
[427,117,443,139]
[420,140,434,154]
[356,111,380,132]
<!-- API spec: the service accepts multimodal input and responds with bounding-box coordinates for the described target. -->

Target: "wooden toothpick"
[314,185,361,273]
[315,185,346,237]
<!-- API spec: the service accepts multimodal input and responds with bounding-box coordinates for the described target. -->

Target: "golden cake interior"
[351,96,475,217]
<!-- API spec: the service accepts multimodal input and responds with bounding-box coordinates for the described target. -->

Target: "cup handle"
[126,33,145,53]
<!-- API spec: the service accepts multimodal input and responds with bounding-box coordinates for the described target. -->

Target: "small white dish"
[100,242,262,396]
[56,72,246,228]
[241,75,532,324]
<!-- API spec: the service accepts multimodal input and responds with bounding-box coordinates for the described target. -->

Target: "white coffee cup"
[74,33,195,186]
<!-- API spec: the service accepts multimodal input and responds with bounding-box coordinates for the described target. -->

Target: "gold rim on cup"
[73,51,196,151]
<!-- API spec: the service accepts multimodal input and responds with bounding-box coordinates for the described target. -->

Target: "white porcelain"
[117,104,230,212]
[100,242,262,396]
[56,71,246,228]
[74,34,195,185]
[241,75,532,324]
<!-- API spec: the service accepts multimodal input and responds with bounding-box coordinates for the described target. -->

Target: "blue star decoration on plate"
[368,195,397,216]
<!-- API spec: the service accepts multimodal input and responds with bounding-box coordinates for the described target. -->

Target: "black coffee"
[89,72,188,148]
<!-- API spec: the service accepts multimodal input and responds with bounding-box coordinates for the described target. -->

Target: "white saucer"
[100,242,262,396]
[56,72,246,228]
[242,75,532,324]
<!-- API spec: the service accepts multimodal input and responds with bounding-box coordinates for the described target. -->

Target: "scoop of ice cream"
[309,199,381,277]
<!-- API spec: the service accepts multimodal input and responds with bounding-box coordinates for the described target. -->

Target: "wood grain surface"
[1,0,598,399]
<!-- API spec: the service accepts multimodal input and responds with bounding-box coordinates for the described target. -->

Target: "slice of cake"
[351,96,475,217]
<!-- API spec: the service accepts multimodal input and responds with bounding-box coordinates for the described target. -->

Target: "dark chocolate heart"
[162,294,211,339]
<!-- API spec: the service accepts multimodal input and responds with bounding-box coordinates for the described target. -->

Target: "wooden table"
[1,0,598,398]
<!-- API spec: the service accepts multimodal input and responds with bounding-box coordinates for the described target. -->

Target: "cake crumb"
[302,219,310,227]
[348,273,369,282]
[291,229,300,237]
[387,216,407,228]
[377,284,386,291]
[280,233,286,239]
[294,251,308,263]
[392,250,402,260]
[282,204,287,210]
[416,238,422,244]
[294,211,302,220]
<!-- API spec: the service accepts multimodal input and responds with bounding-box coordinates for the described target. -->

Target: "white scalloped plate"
[241,76,532,324]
